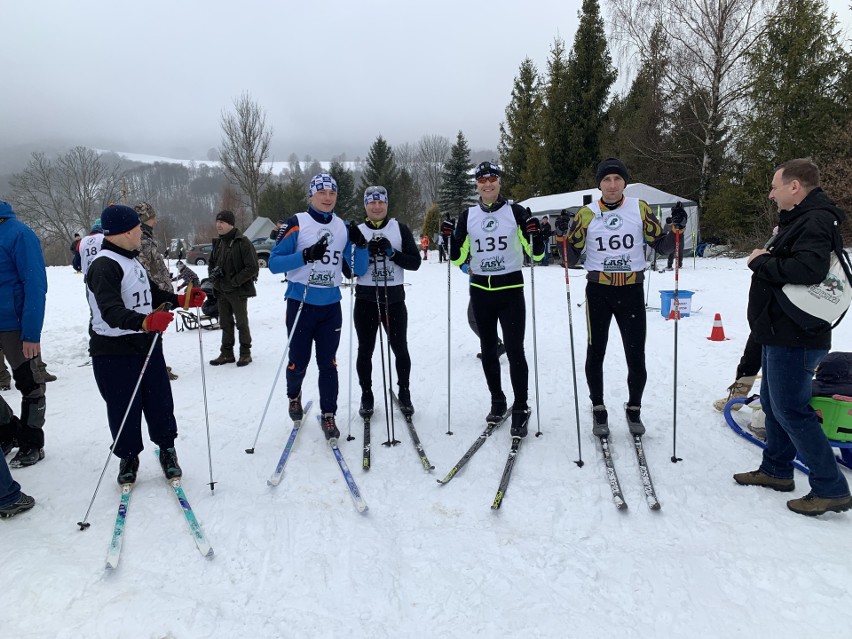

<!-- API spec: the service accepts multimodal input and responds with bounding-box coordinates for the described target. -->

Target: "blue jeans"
[0,454,22,508]
[760,345,850,498]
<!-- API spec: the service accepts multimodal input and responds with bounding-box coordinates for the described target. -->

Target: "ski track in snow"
[2,256,850,638]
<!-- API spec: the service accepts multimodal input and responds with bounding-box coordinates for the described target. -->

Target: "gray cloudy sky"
[2,0,850,161]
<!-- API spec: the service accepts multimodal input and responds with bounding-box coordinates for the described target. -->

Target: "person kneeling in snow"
[86,205,205,485]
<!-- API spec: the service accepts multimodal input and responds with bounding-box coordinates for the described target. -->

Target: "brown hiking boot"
[787,492,852,516]
[733,469,794,492]
[209,354,236,366]
[237,354,252,367]
[713,375,757,412]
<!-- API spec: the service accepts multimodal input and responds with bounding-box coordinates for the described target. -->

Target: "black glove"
[524,216,541,238]
[302,237,328,263]
[368,237,393,258]
[348,223,368,248]
[440,219,455,238]
[555,216,572,234]
[670,203,687,230]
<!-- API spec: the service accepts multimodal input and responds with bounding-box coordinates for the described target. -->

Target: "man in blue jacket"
[0,201,48,467]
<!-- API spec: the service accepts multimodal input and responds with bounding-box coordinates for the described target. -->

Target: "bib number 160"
[595,234,634,251]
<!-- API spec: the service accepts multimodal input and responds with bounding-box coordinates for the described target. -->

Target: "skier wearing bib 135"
[559,158,683,438]
[441,161,545,438]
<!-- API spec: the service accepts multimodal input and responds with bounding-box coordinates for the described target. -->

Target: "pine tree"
[359,135,400,193]
[258,182,288,221]
[422,203,442,242]
[281,174,308,215]
[538,38,572,191]
[498,58,543,200]
[328,161,359,220]
[437,131,476,218]
[562,0,617,189]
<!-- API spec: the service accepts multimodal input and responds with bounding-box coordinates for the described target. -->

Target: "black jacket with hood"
[747,187,846,349]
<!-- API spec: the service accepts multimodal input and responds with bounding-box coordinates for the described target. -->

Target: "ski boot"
[624,405,646,436]
[397,387,414,417]
[592,405,609,437]
[321,413,340,440]
[359,390,374,419]
[158,447,182,480]
[288,395,303,421]
[486,396,508,424]
[510,407,531,438]
[117,455,140,485]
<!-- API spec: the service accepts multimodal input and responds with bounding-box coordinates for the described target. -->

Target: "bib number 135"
[474,236,508,252]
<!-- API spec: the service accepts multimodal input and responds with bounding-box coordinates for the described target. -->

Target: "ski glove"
[178,289,206,309]
[368,237,393,258]
[554,216,572,234]
[142,311,174,333]
[670,203,687,230]
[347,223,368,248]
[302,238,328,263]
[524,216,541,238]
[440,219,455,238]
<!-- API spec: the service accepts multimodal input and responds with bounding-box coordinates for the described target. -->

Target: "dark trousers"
[354,298,412,391]
[584,282,647,407]
[218,291,251,356]
[469,286,528,408]
[285,299,342,414]
[0,331,46,447]
[737,333,762,378]
[92,342,178,458]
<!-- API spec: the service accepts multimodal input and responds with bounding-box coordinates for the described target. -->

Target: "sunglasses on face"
[476,175,499,184]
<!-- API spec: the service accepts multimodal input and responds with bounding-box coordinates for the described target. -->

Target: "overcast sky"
[2,0,850,162]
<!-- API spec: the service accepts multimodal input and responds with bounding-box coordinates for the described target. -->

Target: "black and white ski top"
[354,217,421,305]
[86,240,178,356]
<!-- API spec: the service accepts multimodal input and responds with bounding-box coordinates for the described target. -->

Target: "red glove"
[142,311,174,333]
[178,289,206,309]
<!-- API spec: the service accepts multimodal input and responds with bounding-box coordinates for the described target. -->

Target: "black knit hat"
[101,204,141,236]
[475,161,501,180]
[216,210,236,226]
[595,158,629,186]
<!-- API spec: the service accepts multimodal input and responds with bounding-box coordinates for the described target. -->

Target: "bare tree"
[219,92,273,218]
[11,146,122,247]
[416,134,450,205]
[607,0,770,210]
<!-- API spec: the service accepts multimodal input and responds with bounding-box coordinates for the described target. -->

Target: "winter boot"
[486,396,508,423]
[592,405,609,437]
[511,407,531,438]
[0,416,20,456]
[359,390,374,418]
[733,469,794,492]
[787,492,852,516]
[0,492,35,519]
[713,375,758,412]
[288,395,303,421]
[158,447,182,480]
[237,354,252,367]
[42,371,58,383]
[624,405,646,436]
[209,353,236,366]
[117,455,140,485]
[321,413,340,441]
[397,387,414,417]
[10,447,44,468]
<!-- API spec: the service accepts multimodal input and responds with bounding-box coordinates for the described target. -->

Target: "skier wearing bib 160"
[268,173,369,440]
[559,158,684,437]
[441,161,545,438]
[355,185,421,417]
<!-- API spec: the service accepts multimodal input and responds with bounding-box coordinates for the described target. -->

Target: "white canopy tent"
[519,183,699,255]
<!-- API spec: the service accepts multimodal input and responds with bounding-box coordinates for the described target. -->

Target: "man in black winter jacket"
[208,210,259,367]
[735,158,852,516]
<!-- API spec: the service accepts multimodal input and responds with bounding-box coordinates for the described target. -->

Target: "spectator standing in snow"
[540,216,552,266]
[0,201,48,468]
[440,161,545,438]
[207,210,259,368]
[354,185,421,417]
[0,396,35,518]
[734,158,852,516]
[71,233,82,273]
[560,158,681,438]
[268,173,369,440]
[134,202,179,380]
[85,204,205,484]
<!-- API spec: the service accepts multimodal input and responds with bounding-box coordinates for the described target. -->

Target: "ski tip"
[204,548,215,558]
[616,501,629,511]
[650,502,662,511]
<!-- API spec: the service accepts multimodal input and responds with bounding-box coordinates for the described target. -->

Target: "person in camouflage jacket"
[134,202,174,292]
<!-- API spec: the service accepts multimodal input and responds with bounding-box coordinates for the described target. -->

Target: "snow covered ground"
[3,254,850,639]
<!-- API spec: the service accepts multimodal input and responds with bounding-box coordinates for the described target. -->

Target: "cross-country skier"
[440,161,545,437]
[268,174,369,440]
[85,205,205,484]
[354,185,421,417]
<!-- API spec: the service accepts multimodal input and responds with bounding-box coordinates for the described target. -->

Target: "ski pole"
[529,232,542,437]
[374,267,393,447]
[380,254,398,445]
[78,330,162,530]
[245,262,316,454]
[645,246,653,308]
[346,243,356,442]
[562,237,584,467]
[187,284,216,492]
[671,227,683,463]
[446,233,453,436]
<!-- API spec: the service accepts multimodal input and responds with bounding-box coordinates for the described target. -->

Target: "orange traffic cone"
[707,313,730,341]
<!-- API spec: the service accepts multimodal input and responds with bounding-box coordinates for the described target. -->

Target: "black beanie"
[595,158,629,186]
[216,210,236,226]
[101,204,141,236]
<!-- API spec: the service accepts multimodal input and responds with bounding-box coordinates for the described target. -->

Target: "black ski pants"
[469,286,528,409]
[354,298,412,391]
[584,281,647,407]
